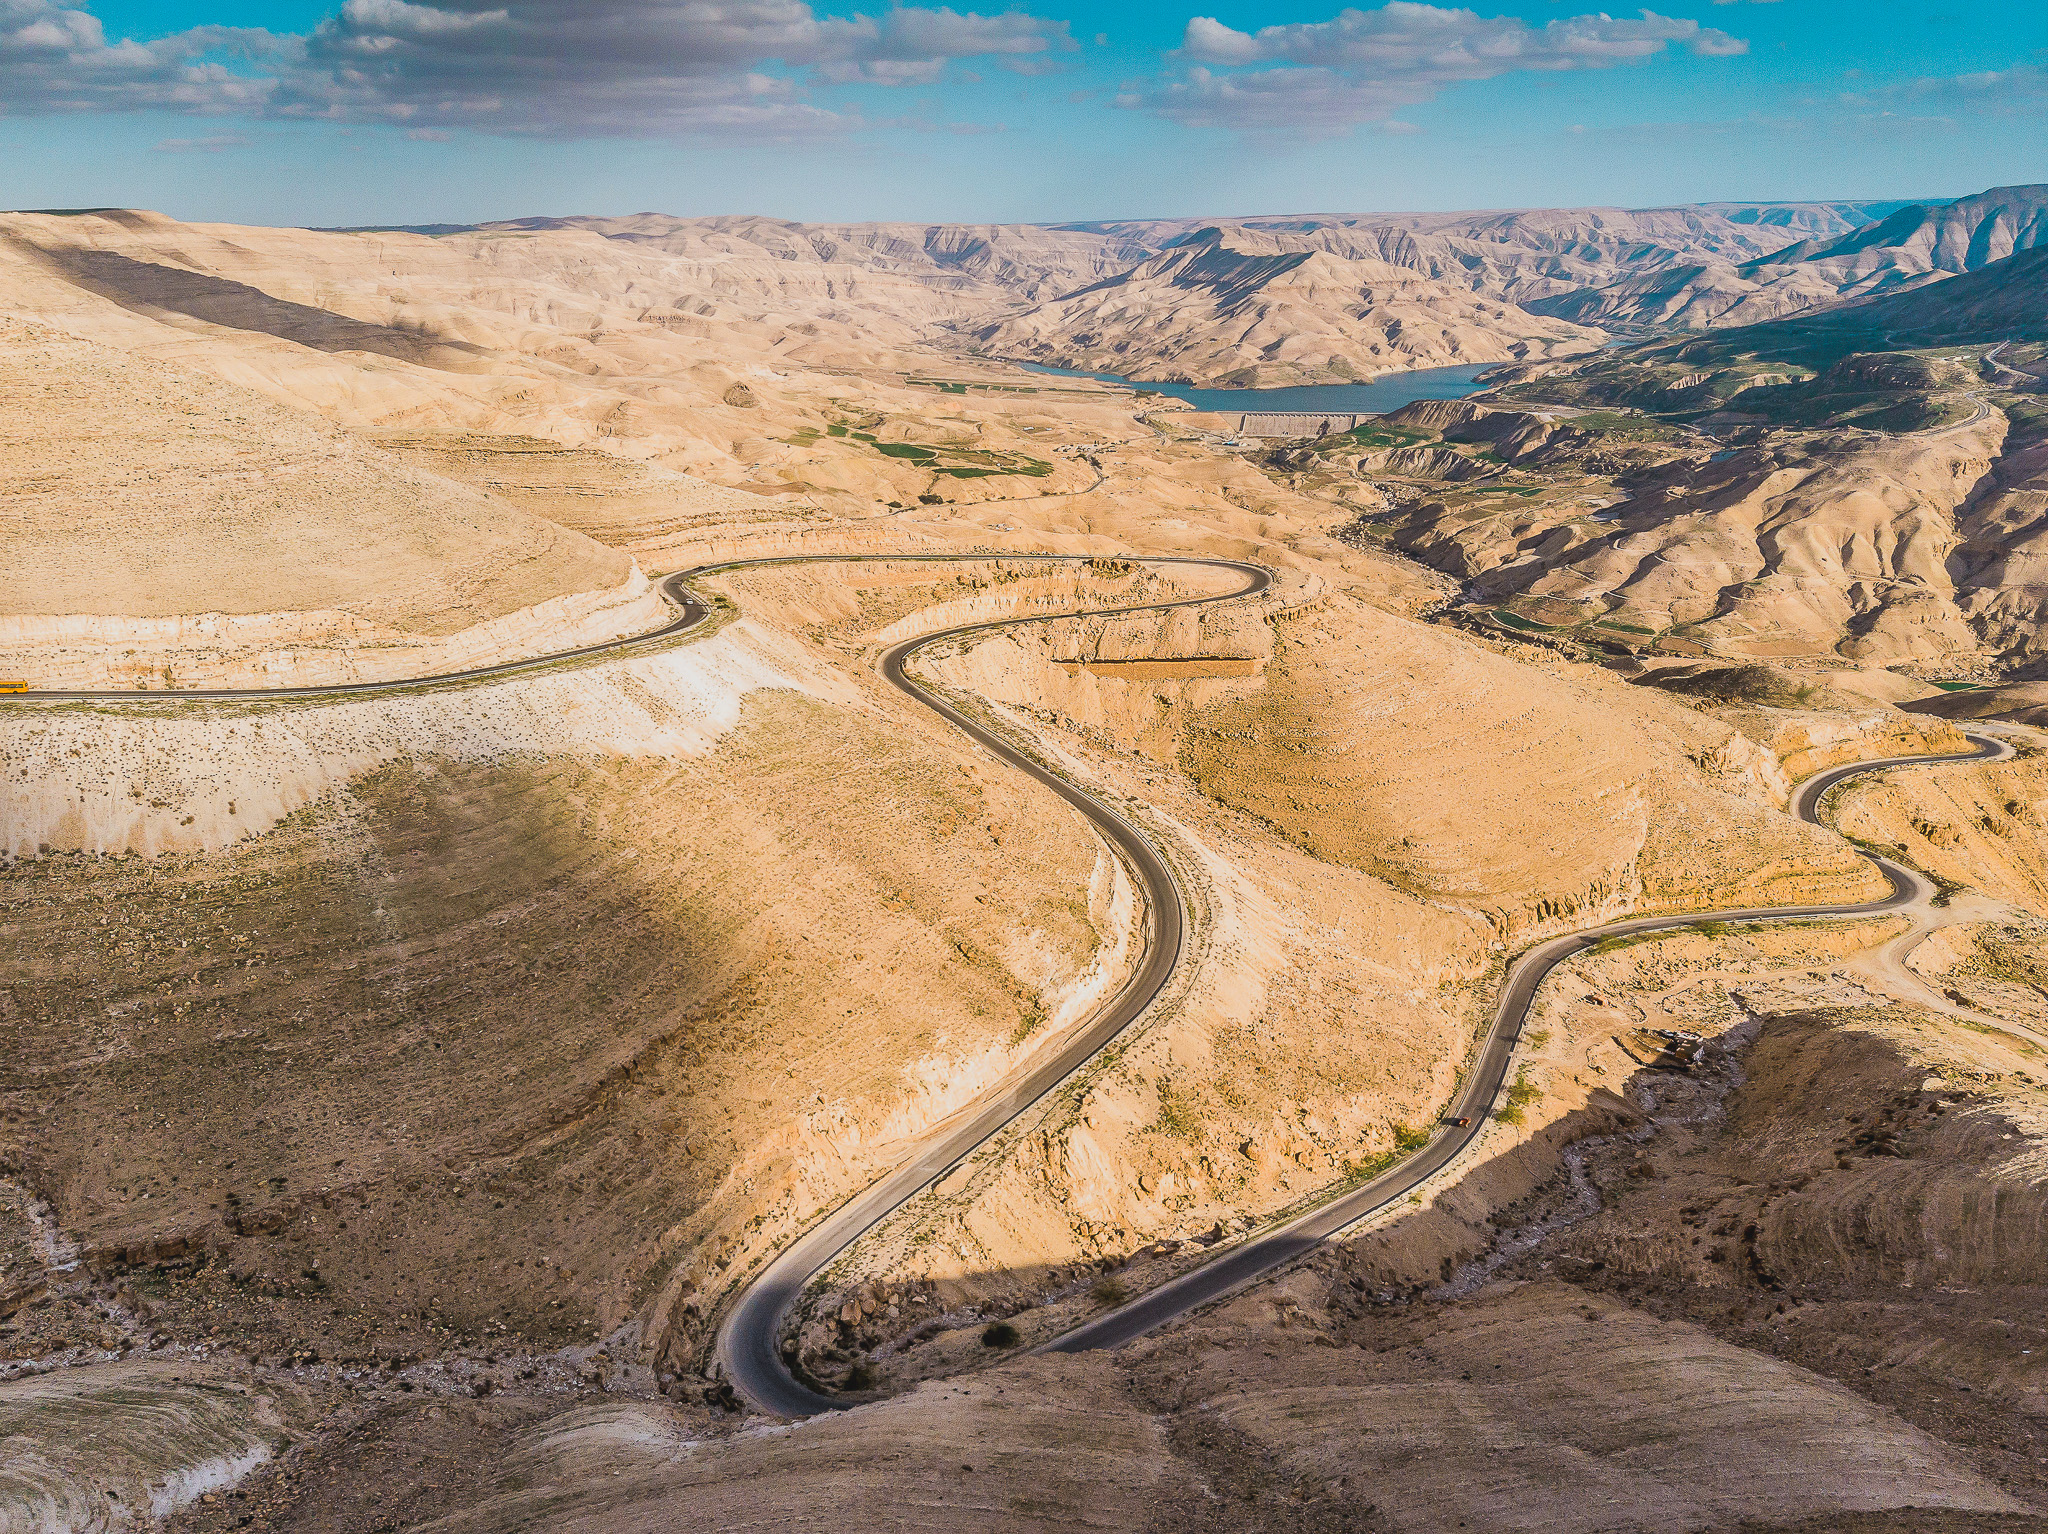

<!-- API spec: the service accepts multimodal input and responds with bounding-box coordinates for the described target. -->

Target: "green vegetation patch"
[1497,1065,1540,1126]
[1152,1082,1205,1141]
[1327,422,1437,451]
[1559,411,1688,440]
[905,377,1042,395]
[1641,663,1828,708]
[1321,1122,1437,1197]
[1965,925,2048,997]
[1589,929,1671,958]
[1495,331,1981,436]
[817,413,1058,479]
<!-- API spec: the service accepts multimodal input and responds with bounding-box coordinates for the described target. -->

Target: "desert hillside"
[0,319,662,687]
[305,191,2048,388]
[3,188,2015,416]
[1,193,2045,1534]
[1328,263,2043,682]
[1741,184,2048,296]
[1753,245,2048,349]
[1069,200,1911,312]
[972,226,1602,386]
[468,212,1162,307]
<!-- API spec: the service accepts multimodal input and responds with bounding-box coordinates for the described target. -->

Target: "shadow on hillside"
[775,1071,1660,1400]
[14,241,497,373]
[4,754,761,1364]
[782,1010,2044,1406]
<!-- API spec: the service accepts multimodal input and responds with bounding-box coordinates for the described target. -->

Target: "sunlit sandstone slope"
[0,318,663,688]
[0,203,2044,1534]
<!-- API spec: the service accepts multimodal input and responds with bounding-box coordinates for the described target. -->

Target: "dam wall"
[1176,411,1373,439]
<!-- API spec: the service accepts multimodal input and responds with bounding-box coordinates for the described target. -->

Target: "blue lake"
[1014,360,1494,415]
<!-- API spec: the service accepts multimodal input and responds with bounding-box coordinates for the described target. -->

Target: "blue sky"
[1,0,2042,226]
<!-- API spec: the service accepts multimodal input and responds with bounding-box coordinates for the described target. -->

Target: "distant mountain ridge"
[310,186,2037,387]
[1533,184,2047,332]
[968,224,1602,387]
[1724,244,2048,351]
[1743,185,2048,282]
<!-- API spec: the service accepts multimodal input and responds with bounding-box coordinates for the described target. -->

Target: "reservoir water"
[1015,360,1494,415]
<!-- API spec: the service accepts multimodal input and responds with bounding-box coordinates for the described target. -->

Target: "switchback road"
[9,557,2010,1421]
[1047,731,2011,1354]
[708,553,1271,1416]
[2,550,1270,1416]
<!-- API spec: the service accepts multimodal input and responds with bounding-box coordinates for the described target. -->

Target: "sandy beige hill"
[974,226,1602,388]
[0,208,1131,520]
[1088,202,1890,312]
[474,212,1160,308]
[1769,246,2048,349]
[0,318,660,687]
[0,566,1145,1367]
[129,1296,2029,1534]
[343,200,1947,390]
[1737,184,2048,302]
[9,193,2011,433]
[755,574,1927,1396]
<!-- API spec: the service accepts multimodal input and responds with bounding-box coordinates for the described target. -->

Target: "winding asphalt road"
[710,552,1271,1417]
[2,548,1268,1415]
[1046,731,2012,1355]
[709,571,2008,1404]
[10,560,2011,1418]
[0,574,714,703]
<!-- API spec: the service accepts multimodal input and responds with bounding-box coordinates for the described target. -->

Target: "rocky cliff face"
[1370,393,2048,671]
[1744,184,2048,294]
[1772,245,2048,349]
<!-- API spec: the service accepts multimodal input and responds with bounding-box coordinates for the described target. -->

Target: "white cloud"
[338,0,509,35]
[1138,2,1747,132]
[0,0,282,116]
[1878,61,2048,115]
[1133,65,1412,134]
[283,0,1074,133]
[0,0,1074,137]
[152,131,250,151]
[1177,4,1745,71]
